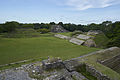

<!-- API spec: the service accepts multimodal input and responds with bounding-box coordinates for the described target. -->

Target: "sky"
[0,0,120,24]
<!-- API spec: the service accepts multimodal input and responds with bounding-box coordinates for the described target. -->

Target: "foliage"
[71,30,83,37]
[107,35,120,47]
[37,28,50,34]
[34,23,50,29]
[0,24,5,33]
[94,33,109,48]
[0,21,19,33]
[5,21,19,32]
[19,23,34,28]
[49,22,56,25]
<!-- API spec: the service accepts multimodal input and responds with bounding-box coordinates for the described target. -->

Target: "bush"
[37,28,50,34]
[107,36,120,47]
[4,21,19,32]
[71,30,83,36]
[0,25,4,33]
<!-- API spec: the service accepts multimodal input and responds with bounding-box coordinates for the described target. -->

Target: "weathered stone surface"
[43,69,73,80]
[54,34,70,40]
[71,71,88,80]
[86,65,111,80]
[83,39,96,47]
[51,25,68,33]
[76,34,92,40]
[87,30,103,35]
[63,59,81,71]
[0,68,34,80]
[42,60,64,70]
[69,38,84,45]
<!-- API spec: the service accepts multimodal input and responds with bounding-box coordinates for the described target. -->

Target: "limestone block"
[69,38,84,45]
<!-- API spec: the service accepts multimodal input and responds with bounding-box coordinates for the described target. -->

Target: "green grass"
[94,33,109,48]
[0,36,100,65]
[0,28,54,38]
[57,32,72,36]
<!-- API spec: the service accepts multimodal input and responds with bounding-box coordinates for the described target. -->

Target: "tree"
[0,25,4,33]
[58,22,63,26]
[37,28,50,34]
[50,22,56,25]
[4,21,19,32]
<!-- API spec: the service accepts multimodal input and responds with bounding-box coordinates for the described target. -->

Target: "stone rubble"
[83,39,96,47]
[69,38,85,45]
[54,33,96,47]
[87,30,103,35]
[76,34,92,40]
[51,25,68,33]
[0,68,34,80]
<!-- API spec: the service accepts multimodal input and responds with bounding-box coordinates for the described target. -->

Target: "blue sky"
[0,0,120,24]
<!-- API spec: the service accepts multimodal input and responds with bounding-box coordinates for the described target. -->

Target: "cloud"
[57,0,120,10]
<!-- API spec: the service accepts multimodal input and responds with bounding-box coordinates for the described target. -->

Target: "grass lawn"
[0,36,100,65]
[57,32,72,36]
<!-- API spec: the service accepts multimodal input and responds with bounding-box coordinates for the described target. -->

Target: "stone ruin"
[54,30,105,47]
[76,34,93,40]
[83,39,96,47]
[100,54,120,74]
[51,25,68,33]
[69,38,85,45]
[1,47,119,80]
[54,33,96,47]
[87,30,103,35]
[42,57,64,70]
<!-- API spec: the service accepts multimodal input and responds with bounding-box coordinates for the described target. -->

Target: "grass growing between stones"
[76,64,97,80]
[57,32,72,36]
[0,35,100,66]
[79,49,120,80]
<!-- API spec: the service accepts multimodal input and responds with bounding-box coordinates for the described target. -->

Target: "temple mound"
[50,25,68,33]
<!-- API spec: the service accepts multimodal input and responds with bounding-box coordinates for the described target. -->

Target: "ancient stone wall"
[86,65,111,80]
[51,25,68,33]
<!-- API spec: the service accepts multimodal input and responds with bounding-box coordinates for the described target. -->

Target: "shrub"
[4,21,19,32]
[37,28,50,34]
[71,30,83,36]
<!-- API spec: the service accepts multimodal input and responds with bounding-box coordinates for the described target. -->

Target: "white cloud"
[57,0,120,10]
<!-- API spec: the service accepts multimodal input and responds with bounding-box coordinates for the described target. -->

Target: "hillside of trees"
[0,21,120,47]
